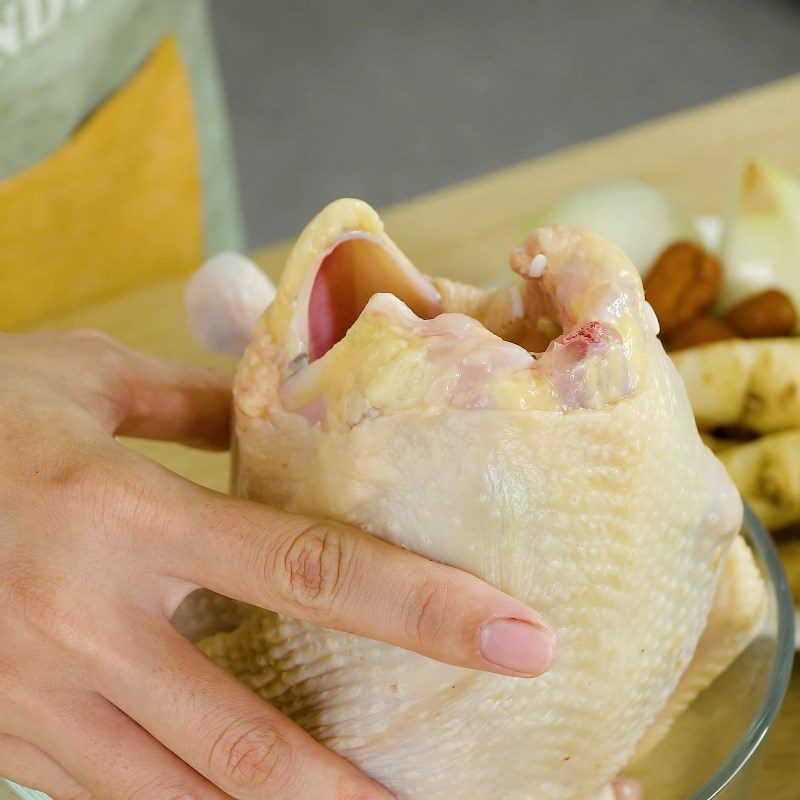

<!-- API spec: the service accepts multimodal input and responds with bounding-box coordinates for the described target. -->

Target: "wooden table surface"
[14,73,800,799]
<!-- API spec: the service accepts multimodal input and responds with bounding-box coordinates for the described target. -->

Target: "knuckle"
[50,456,160,537]
[65,329,129,371]
[97,469,161,533]
[64,329,134,413]
[48,458,109,506]
[91,384,133,429]
[279,524,353,613]
[208,718,292,792]
[404,576,456,648]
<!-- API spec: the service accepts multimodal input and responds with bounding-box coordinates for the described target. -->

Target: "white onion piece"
[525,181,699,276]
[717,158,800,331]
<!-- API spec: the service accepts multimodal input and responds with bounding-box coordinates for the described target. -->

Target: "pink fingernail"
[612,778,642,800]
[479,618,556,676]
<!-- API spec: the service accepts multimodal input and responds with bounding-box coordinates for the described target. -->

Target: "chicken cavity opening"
[282,225,642,417]
[305,241,564,368]
[308,236,441,361]
[304,227,641,393]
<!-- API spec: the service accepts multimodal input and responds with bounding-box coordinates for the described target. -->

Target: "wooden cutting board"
[13,73,800,799]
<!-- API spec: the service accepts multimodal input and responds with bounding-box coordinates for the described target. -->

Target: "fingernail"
[479,618,556,676]
[612,778,642,800]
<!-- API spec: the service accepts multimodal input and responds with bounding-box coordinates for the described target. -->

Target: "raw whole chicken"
[188,200,766,800]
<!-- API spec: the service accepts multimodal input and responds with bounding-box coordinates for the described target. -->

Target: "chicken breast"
[198,199,763,800]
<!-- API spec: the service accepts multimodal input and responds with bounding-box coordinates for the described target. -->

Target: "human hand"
[0,330,556,799]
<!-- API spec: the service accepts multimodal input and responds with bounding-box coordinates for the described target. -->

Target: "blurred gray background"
[209,0,800,250]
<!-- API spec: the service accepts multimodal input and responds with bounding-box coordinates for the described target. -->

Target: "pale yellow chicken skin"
[200,200,765,800]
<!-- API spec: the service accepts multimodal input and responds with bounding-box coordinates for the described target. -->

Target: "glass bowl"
[2,505,793,800]
[628,504,795,799]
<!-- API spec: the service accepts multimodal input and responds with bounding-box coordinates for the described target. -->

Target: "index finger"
[159,486,557,679]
